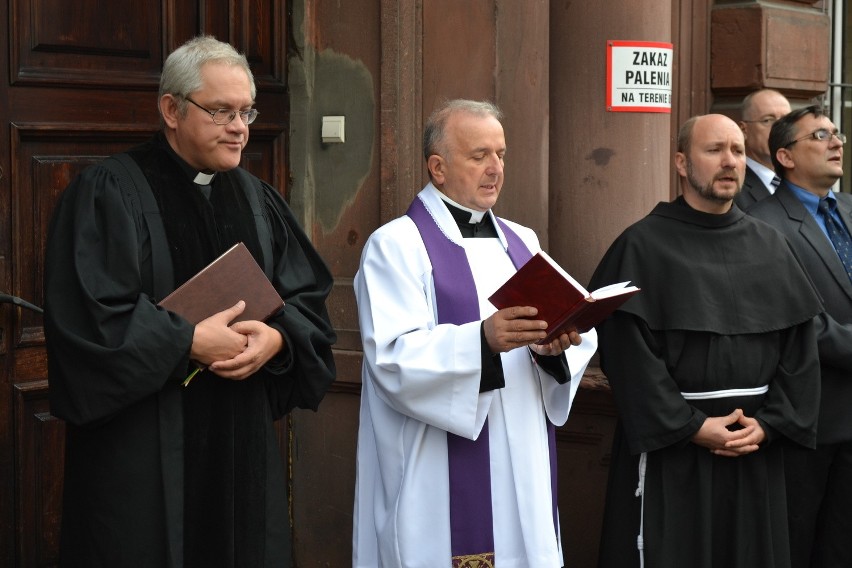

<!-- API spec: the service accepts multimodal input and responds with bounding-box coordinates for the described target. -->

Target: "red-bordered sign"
[606,40,673,113]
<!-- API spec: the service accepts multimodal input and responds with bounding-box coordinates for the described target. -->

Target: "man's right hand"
[483,306,549,353]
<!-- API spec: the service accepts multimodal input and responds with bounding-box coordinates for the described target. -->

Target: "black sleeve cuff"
[480,323,506,392]
[755,418,776,445]
[263,323,294,375]
[532,351,572,384]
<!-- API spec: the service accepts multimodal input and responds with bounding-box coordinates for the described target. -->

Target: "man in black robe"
[44,36,336,567]
[590,114,822,568]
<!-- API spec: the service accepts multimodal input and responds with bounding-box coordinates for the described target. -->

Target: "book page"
[590,281,639,300]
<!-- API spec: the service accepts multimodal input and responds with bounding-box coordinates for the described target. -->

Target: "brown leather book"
[158,242,284,325]
[488,250,639,344]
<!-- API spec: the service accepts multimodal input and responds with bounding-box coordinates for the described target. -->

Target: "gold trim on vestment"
[452,552,496,568]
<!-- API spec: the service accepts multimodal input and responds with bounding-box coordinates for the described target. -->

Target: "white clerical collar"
[193,171,216,185]
[437,192,488,223]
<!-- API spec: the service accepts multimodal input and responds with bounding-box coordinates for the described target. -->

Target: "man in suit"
[748,104,852,568]
[734,89,791,210]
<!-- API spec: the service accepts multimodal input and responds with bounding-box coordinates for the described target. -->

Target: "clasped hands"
[691,408,766,457]
[483,305,582,356]
[189,301,284,381]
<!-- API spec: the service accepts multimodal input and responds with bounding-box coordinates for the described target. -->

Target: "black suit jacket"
[748,183,852,444]
[734,165,771,211]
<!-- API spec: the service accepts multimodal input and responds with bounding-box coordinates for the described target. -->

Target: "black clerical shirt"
[440,200,571,391]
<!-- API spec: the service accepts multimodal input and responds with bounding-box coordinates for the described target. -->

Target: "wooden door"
[0,1,290,565]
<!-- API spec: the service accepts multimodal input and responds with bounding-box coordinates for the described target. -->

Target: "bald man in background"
[734,88,792,210]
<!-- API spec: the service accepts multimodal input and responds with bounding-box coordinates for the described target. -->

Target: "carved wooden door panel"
[0,1,289,565]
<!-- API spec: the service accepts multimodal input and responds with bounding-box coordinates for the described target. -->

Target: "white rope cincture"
[680,385,769,400]
[635,451,647,568]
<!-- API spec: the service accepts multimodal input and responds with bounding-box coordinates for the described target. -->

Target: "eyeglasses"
[784,128,846,148]
[184,96,259,125]
[742,117,778,127]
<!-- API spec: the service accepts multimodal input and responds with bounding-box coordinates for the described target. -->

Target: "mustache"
[714,169,740,180]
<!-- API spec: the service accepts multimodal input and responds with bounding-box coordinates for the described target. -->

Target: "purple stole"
[407,196,559,567]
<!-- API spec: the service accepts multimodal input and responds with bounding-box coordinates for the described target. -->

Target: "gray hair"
[423,99,503,162]
[159,36,256,117]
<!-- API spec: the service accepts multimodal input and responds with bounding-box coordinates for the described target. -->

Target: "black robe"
[44,134,336,568]
[590,198,822,568]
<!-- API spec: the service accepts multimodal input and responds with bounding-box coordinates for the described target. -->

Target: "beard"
[686,160,742,203]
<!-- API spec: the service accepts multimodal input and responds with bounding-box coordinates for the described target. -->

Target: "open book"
[488,250,639,345]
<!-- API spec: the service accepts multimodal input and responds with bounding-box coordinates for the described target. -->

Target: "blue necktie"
[818,198,852,282]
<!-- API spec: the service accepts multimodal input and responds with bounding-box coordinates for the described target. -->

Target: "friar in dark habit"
[591,114,822,568]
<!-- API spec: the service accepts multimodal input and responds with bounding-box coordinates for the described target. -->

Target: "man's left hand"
[208,321,285,380]
[529,330,582,357]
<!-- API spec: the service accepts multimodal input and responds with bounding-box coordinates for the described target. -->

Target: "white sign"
[607,40,673,113]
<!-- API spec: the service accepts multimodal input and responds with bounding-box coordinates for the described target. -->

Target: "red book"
[158,242,284,325]
[488,251,639,345]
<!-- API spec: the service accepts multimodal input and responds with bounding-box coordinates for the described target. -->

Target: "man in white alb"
[352,99,597,568]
